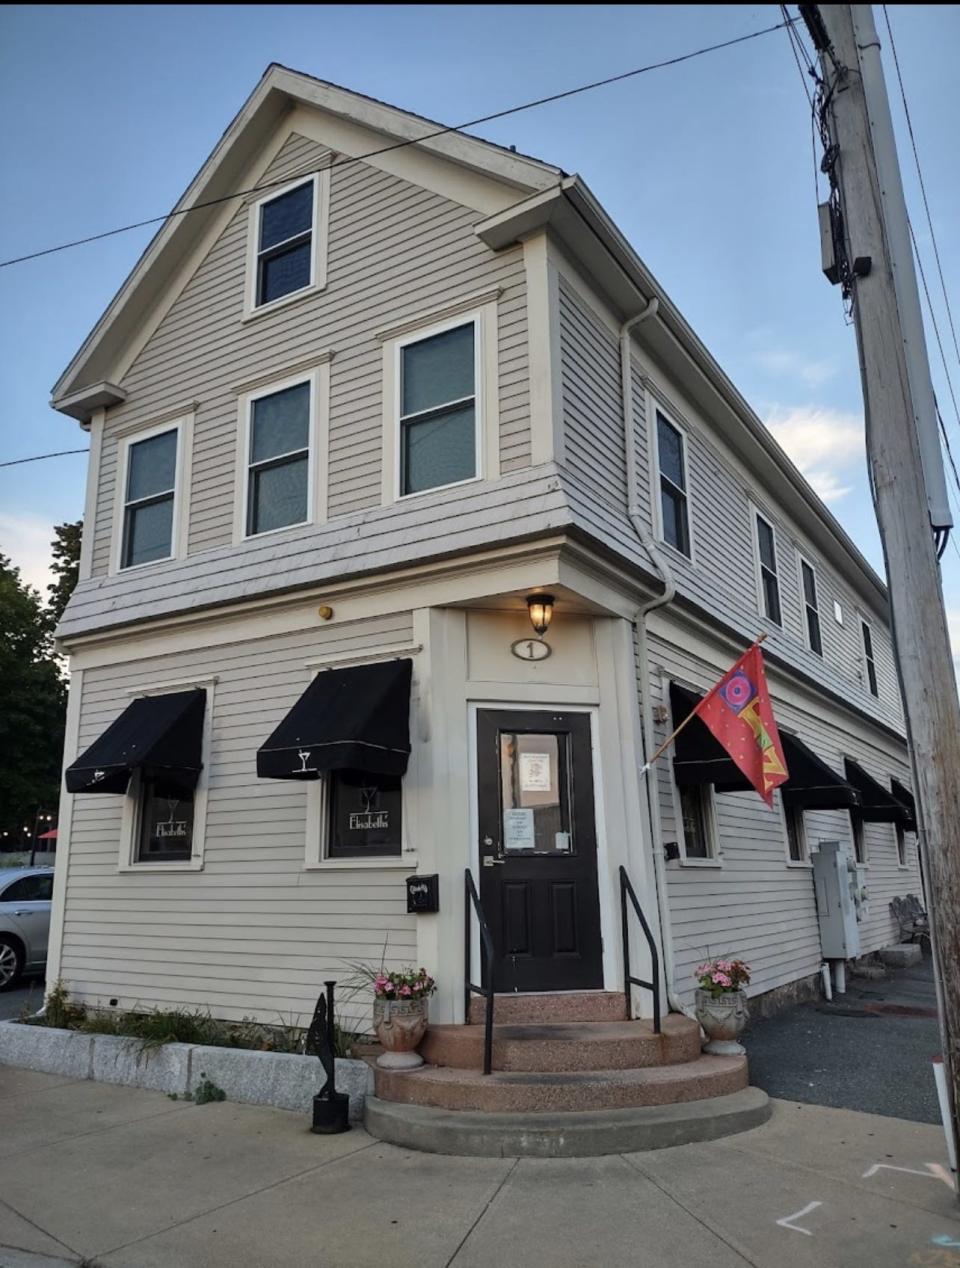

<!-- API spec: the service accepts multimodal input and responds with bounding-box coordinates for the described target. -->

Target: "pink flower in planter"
[399,984,412,997]
[712,971,732,987]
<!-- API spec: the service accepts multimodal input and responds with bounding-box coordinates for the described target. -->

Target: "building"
[47,67,919,1135]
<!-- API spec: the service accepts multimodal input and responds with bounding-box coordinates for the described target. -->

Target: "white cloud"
[753,349,838,388]
[0,512,55,597]
[763,405,865,504]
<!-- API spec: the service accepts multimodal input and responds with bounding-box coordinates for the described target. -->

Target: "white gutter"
[619,298,690,1018]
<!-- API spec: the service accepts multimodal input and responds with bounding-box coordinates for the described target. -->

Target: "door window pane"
[2,874,52,902]
[402,403,475,494]
[328,769,401,858]
[499,732,571,853]
[137,778,194,862]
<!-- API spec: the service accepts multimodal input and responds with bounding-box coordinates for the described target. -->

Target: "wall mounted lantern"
[526,594,555,638]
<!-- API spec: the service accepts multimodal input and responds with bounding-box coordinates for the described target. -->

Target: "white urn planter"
[695,988,749,1056]
[373,998,429,1069]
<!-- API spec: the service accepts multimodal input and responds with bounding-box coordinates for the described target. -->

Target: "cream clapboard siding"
[88,129,531,578]
[60,611,416,1028]
[555,277,904,733]
[645,628,922,1007]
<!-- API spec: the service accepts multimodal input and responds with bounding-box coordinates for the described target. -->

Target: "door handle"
[482,857,505,867]
[12,910,30,917]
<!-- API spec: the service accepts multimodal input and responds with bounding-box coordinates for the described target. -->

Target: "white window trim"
[649,398,695,563]
[859,613,879,697]
[671,778,721,867]
[781,796,811,867]
[380,303,500,507]
[117,677,215,873]
[750,504,782,627]
[110,414,192,575]
[233,365,328,545]
[242,172,330,321]
[797,550,823,656]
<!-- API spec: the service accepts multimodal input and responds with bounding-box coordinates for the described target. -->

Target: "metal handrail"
[619,864,662,1034]
[464,868,495,1075]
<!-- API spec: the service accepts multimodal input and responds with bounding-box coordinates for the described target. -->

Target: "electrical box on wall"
[812,841,861,960]
[405,874,439,914]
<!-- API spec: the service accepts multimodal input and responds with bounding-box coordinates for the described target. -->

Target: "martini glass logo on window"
[718,669,757,715]
[349,785,389,831]
[156,797,190,840]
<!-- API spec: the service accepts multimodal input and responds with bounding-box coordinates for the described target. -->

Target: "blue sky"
[1,4,958,649]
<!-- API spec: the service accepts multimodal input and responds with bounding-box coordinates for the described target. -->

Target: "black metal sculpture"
[305,980,350,1134]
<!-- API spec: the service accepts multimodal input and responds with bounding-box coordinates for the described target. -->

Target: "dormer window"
[246,173,329,315]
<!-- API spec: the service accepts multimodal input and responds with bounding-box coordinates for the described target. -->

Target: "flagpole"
[639,632,768,776]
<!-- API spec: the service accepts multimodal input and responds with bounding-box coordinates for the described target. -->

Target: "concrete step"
[374,1053,748,1114]
[364,1086,771,1157]
[467,991,628,1024]
[421,1014,701,1072]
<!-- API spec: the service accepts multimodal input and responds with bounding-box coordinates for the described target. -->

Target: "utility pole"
[802,3,960,1186]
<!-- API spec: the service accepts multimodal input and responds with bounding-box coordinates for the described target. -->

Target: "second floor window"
[122,428,178,568]
[656,412,690,556]
[800,557,823,656]
[755,513,782,625]
[256,179,315,307]
[246,381,311,536]
[861,619,879,696]
[399,321,477,496]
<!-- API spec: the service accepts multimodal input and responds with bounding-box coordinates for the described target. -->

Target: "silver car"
[0,867,53,990]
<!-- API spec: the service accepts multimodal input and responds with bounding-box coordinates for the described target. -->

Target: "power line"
[883,6,960,374]
[0,448,89,469]
[0,19,793,270]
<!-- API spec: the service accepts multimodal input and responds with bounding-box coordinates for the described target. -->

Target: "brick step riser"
[374,1058,748,1114]
[467,993,629,1024]
[419,1031,702,1072]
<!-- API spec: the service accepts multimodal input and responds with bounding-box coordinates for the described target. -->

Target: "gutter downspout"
[619,298,688,1017]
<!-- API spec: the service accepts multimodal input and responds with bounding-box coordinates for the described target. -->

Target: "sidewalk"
[1,1066,958,1267]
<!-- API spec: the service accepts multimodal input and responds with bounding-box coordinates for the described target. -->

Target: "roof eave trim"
[52,380,127,423]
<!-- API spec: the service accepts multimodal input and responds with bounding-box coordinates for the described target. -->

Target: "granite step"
[467,991,628,1024]
[421,1014,701,1072]
[364,1086,772,1157]
[374,1053,748,1114]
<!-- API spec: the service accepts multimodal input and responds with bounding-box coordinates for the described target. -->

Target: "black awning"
[670,681,858,808]
[845,758,913,825]
[779,734,860,810]
[891,777,918,831]
[257,658,412,780]
[66,689,206,795]
[670,682,751,791]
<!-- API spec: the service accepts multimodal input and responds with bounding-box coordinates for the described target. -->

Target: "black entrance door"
[477,709,603,992]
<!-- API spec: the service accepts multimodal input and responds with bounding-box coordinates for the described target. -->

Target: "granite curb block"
[879,942,923,968]
[0,1022,372,1121]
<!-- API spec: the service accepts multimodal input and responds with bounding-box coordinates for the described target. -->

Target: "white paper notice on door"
[519,752,552,793]
[503,808,535,850]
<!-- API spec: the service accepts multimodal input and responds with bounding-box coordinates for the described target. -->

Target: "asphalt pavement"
[744,955,942,1124]
[0,979,43,1023]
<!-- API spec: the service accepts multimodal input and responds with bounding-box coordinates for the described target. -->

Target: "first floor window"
[784,802,807,862]
[678,784,713,859]
[850,812,866,865]
[122,428,178,568]
[895,822,907,867]
[137,777,195,863]
[247,380,311,535]
[399,321,477,496]
[327,769,402,859]
[657,412,690,556]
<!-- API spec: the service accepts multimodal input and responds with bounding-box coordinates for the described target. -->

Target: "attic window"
[255,177,316,307]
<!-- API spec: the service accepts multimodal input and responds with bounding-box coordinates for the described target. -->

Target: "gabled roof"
[52,64,563,420]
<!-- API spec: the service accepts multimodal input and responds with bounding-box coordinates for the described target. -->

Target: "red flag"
[694,643,789,807]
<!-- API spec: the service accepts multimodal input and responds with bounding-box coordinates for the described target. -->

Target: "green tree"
[0,555,67,834]
[47,519,82,628]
